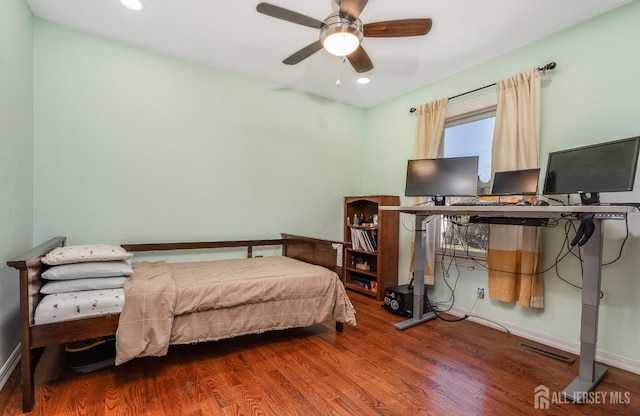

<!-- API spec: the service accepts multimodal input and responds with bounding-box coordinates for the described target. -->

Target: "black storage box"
[382,284,430,318]
[65,336,116,373]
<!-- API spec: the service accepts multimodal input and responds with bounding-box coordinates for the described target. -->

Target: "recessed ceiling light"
[120,0,144,11]
[357,77,371,85]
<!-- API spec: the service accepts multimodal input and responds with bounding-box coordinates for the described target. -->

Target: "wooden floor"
[1,292,639,415]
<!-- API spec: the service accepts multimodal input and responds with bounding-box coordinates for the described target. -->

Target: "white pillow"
[40,277,128,295]
[42,260,133,280]
[42,244,133,265]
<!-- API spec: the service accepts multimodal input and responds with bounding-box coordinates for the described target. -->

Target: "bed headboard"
[281,233,346,280]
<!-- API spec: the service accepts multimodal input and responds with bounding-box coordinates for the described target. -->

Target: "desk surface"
[379,204,631,219]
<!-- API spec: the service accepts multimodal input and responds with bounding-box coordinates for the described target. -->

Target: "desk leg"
[395,214,436,330]
[562,219,608,403]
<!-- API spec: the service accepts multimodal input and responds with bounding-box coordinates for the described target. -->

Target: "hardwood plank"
[1,292,639,415]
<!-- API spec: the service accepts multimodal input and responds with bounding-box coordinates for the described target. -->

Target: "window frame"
[434,97,497,259]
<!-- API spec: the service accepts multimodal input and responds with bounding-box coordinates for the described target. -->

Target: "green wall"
[0,0,34,374]
[33,20,366,246]
[362,1,640,361]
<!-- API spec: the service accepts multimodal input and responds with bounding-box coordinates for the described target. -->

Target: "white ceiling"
[26,0,632,108]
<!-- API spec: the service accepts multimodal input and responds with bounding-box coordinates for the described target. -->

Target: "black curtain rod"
[409,61,557,113]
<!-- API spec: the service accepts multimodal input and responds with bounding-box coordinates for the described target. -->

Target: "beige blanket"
[116,256,356,365]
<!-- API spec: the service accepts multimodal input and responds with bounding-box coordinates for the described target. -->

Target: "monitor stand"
[580,192,600,205]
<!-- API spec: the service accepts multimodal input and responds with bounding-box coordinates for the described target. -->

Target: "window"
[437,105,496,257]
[443,116,494,193]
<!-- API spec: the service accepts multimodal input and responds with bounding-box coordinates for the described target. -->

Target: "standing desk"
[379,204,630,402]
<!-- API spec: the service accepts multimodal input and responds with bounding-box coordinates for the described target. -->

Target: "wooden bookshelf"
[343,195,399,301]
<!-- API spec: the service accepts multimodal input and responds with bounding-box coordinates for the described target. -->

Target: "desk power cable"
[425,290,512,334]
[603,215,629,266]
[424,292,468,323]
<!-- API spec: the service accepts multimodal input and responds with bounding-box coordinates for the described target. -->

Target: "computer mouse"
[516,200,531,206]
[533,200,550,206]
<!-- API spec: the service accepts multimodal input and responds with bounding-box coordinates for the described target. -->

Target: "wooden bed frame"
[7,233,347,413]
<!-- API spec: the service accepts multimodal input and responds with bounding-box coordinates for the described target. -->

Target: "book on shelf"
[350,227,377,252]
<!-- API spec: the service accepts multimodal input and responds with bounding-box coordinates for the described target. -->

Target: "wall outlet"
[477,288,485,299]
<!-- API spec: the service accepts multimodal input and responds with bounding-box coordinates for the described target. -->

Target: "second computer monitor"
[491,168,540,196]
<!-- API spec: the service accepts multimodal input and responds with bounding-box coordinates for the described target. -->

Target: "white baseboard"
[447,307,640,375]
[0,343,21,392]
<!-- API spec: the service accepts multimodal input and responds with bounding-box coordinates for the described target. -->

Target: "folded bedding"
[116,256,356,365]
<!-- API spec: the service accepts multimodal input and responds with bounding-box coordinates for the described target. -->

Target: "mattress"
[34,289,125,325]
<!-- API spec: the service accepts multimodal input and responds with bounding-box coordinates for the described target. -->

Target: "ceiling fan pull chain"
[336,56,350,86]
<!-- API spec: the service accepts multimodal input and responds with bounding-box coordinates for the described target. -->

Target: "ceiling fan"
[256,0,432,73]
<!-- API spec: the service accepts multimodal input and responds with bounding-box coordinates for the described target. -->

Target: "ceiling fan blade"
[364,18,433,37]
[347,46,373,73]
[339,0,369,20]
[256,3,324,29]
[283,40,324,65]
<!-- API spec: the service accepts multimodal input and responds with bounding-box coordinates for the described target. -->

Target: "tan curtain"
[488,68,544,308]
[410,98,449,285]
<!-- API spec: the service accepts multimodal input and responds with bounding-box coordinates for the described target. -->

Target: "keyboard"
[450,200,509,207]
[469,216,548,227]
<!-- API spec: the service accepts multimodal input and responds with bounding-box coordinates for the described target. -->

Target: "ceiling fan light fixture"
[320,13,363,57]
[323,32,360,56]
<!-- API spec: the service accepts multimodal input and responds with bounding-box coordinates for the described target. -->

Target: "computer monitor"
[491,168,540,196]
[542,136,640,205]
[405,156,479,203]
